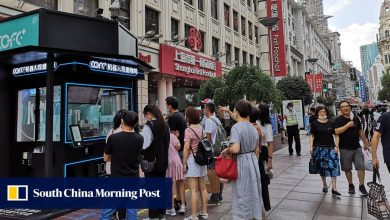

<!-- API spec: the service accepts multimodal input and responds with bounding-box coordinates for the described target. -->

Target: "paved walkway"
[55,133,390,220]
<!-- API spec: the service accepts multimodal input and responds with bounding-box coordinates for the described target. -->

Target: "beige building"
[379,0,390,74]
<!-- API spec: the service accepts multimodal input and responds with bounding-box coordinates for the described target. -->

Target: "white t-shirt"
[259,123,273,146]
[205,116,220,145]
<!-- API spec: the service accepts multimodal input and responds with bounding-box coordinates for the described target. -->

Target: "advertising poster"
[270,113,278,135]
[281,100,305,129]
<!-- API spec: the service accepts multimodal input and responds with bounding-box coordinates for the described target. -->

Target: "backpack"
[189,128,214,166]
[210,117,228,156]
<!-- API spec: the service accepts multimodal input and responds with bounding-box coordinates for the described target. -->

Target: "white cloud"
[338,23,378,71]
[325,0,352,14]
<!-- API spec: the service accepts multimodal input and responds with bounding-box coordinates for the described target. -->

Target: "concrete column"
[157,79,167,115]
[166,79,173,97]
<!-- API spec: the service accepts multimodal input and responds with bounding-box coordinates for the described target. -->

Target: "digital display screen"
[70,125,82,142]
[68,86,100,104]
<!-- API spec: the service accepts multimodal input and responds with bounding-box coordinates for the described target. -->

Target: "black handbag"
[139,154,155,173]
[309,159,318,174]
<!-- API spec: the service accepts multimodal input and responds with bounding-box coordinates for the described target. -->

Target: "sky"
[323,0,382,71]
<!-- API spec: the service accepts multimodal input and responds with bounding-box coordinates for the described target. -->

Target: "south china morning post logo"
[7,185,28,201]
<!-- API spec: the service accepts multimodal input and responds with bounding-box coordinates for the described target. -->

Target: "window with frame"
[234,47,240,65]
[184,0,193,5]
[233,11,239,32]
[171,18,179,40]
[212,38,219,60]
[224,4,230,27]
[17,86,61,142]
[248,21,253,40]
[247,0,251,7]
[241,16,246,36]
[255,26,259,44]
[253,0,257,11]
[25,0,57,9]
[250,54,254,66]
[200,31,205,53]
[113,0,130,28]
[225,43,232,64]
[242,51,247,64]
[211,0,218,19]
[74,0,98,17]
[198,0,204,11]
[256,57,260,67]
[145,7,159,43]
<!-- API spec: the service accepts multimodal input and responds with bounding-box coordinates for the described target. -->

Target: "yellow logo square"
[7,185,28,201]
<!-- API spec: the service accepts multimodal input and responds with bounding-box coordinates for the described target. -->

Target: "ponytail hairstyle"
[143,105,167,134]
[113,109,127,130]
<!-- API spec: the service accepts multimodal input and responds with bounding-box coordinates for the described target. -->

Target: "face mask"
[318,115,327,120]
[288,107,293,111]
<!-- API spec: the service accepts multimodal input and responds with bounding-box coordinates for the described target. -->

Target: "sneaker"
[359,185,368,196]
[173,198,181,210]
[177,206,186,215]
[197,212,208,219]
[219,198,224,203]
[297,153,301,156]
[348,184,355,194]
[183,216,199,220]
[207,199,220,206]
[166,209,176,217]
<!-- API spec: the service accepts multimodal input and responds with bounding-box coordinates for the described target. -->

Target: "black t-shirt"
[105,132,144,177]
[167,111,187,151]
[334,115,362,149]
[311,120,335,147]
[375,112,390,162]
[309,115,316,125]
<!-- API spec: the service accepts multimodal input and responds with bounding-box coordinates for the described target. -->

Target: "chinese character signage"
[305,73,323,93]
[159,44,222,80]
[267,0,287,77]
[0,14,39,52]
[359,77,366,102]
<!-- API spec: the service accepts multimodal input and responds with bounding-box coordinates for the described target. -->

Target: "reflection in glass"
[66,85,129,142]
[17,89,36,142]
[38,86,61,142]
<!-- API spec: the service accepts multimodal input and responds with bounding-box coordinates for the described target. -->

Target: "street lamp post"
[260,17,279,81]
[307,58,318,107]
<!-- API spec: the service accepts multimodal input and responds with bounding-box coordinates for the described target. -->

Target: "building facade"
[360,43,379,77]
[368,55,385,102]
[379,0,390,74]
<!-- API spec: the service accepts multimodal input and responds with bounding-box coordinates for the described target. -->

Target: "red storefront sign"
[138,53,151,63]
[159,44,222,81]
[267,0,287,77]
[187,27,202,52]
[305,73,323,93]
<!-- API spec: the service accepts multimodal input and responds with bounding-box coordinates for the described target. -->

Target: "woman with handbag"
[141,105,170,220]
[257,103,274,211]
[221,100,263,220]
[183,107,208,220]
[309,106,341,195]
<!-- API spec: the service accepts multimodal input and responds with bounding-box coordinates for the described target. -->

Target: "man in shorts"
[335,101,370,195]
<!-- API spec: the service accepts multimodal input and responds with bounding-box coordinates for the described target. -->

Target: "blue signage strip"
[359,77,366,102]
[270,113,277,135]
[0,178,172,209]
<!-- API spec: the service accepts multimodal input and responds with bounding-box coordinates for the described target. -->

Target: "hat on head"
[201,98,213,104]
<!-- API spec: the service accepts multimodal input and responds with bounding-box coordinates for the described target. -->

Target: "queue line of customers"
[101,97,274,220]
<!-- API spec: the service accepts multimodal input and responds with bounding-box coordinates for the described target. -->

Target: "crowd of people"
[99,94,390,220]
[100,96,276,220]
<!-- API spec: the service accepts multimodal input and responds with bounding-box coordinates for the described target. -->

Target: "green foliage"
[198,65,282,110]
[276,76,313,106]
[317,96,336,107]
[378,73,390,101]
[198,77,225,101]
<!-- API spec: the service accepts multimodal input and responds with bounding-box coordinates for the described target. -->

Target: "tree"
[276,76,313,105]
[198,77,225,101]
[317,95,336,107]
[378,73,390,101]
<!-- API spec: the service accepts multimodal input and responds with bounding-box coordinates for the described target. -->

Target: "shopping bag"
[215,155,238,180]
[364,149,374,172]
[205,169,220,193]
[367,169,390,220]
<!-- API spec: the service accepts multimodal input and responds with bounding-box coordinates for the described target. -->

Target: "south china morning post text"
[0,178,172,209]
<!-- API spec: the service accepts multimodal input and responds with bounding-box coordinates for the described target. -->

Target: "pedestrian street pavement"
[55,132,390,220]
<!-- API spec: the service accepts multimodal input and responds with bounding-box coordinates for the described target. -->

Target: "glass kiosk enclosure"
[0,9,152,178]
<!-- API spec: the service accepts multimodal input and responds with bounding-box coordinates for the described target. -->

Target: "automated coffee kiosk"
[0,9,152,178]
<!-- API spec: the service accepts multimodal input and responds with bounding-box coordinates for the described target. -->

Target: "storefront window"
[145,7,159,43]
[66,84,130,142]
[25,0,57,10]
[74,0,99,17]
[17,86,61,142]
